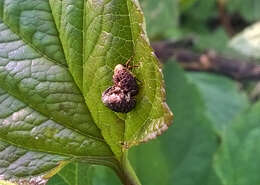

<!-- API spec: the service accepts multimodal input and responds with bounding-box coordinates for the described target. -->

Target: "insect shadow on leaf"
[102,57,139,113]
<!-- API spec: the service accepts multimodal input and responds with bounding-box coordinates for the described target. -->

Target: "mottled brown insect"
[113,64,139,96]
[102,60,139,113]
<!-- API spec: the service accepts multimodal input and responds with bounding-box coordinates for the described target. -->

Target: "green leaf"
[47,163,121,185]
[187,72,250,131]
[82,0,172,159]
[0,0,172,183]
[214,102,260,185]
[229,22,260,59]
[49,0,84,89]
[179,0,216,33]
[0,140,69,180]
[182,0,216,21]
[0,0,66,66]
[0,0,112,180]
[47,163,91,185]
[128,62,221,185]
[140,0,179,38]
[227,0,260,22]
[179,0,198,11]
[195,28,232,54]
[129,139,169,185]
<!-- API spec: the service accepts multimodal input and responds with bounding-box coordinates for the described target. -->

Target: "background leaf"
[227,0,260,22]
[214,102,260,185]
[187,72,250,131]
[194,28,231,54]
[140,0,179,38]
[47,163,91,185]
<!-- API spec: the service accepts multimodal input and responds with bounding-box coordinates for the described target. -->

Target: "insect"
[101,57,139,113]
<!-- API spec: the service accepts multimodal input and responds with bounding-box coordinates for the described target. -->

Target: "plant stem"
[115,151,142,185]
[79,153,141,185]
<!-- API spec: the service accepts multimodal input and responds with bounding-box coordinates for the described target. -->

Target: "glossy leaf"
[0,0,172,182]
[82,0,172,158]
[0,17,113,179]
[0,140,69,180]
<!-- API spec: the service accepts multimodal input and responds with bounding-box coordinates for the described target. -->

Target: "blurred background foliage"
[47,0,260,184]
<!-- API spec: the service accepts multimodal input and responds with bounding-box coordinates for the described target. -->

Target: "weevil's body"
[102,64,139,113]
[113,64,139,96]
[102,86,136,113]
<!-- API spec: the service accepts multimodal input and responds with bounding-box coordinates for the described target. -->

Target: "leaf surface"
[0,0,172,181]
[0,0,66,65]
[0,0,112,180]
[0,140,69,180]
[82,0,172,158]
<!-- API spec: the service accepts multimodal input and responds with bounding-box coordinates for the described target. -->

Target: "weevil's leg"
[131,65,139,68]
[125,56,134,68]
[128,63,140,70]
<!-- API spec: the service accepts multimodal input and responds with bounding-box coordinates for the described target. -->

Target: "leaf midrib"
[0,137,115,160]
